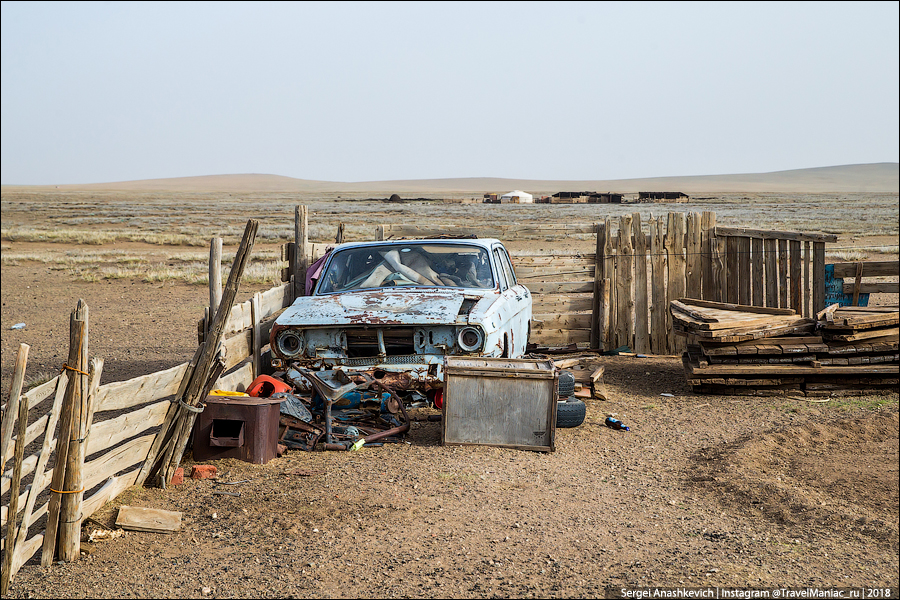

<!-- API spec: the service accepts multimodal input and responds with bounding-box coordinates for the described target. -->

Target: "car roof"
[328,238,503,252]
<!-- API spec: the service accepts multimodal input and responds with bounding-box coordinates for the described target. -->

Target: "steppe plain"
[1,166,898,598]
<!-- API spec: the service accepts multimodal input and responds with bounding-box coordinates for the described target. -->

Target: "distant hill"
[4,163,897,194]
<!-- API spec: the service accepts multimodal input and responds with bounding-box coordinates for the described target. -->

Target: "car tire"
[556,397,586,428]
[558,370,575,397]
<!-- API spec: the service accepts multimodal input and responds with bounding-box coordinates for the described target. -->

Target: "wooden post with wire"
[41,300,88,566]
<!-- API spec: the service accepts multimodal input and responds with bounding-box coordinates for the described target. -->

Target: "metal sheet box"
[441,357,557,452]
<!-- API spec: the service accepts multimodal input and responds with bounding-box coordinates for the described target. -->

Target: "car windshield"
[316,243,495,293]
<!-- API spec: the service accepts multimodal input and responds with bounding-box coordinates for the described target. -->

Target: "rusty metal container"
[192,395,282,464]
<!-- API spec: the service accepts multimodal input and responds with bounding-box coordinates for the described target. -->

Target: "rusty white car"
[269,239,532,400]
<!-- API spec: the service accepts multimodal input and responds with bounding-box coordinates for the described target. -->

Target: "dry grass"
[2,189,897,284]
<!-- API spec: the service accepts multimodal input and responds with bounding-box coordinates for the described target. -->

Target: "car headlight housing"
[457,326,485,352]
[276,330,305,358]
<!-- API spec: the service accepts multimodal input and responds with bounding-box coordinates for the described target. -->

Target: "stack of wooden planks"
[672,299,899,396]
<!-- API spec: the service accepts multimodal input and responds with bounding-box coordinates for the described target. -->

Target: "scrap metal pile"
[674,299,899,396]
[247,369,413,452]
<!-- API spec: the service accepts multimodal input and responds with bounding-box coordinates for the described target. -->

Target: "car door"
[493,244,531,356]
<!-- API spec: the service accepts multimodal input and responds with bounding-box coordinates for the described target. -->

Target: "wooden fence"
[375,212,838,355]
[2,249,299,588]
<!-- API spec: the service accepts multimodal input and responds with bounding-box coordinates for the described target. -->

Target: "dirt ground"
[1,239,898,599]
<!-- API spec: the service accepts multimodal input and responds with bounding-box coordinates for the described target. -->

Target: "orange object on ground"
[246,375,292,398]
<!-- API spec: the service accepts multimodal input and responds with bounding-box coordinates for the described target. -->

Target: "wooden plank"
[533,313,593,330]
[714,227,837,243]
[671,305,807,331]
[677,298,796,315]
[603,218,616,352]
[513,265,594,278]
[512,248,597,258]
[833,261,900,278]
[803,241,811,318]
[824,327,900,342]
[214,363,254,393]
[7,370,67,582]
[764,238,778,309]
[685,361,898,377]
[632,213,650,354]
[790,240,802,315]
[0,345,29,477]
[2,379,30,595]
[778,239,789,308]
[649,217,668,355]
[294,206,308,298]
[529,328,592,346]
[116,506,182,533]
[531,294,594,313]
[510,255,595,267]
[725,236,739,304]
[841,282,900,294]
[2,414,48,473]
[667,213,686,353]
[813,242,826,314]
[83,434,155,494]
[685,212,702,301]
[525,281,594,294]
[616,215,634,350]
[81,470,139,521]
[709,220,728,302]
[208,237,223,335]
[751,237,764,307]
[591,221,603,351]
[251,293,261,380]
[94,362,189,413]
[700,211,716,301]
[599,279,610,353]
[85,400,169,457]
[738,236,751,305]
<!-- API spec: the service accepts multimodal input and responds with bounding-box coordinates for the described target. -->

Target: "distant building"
[500,190,534,203]
[637,191,689,202]
[547,191,623,204]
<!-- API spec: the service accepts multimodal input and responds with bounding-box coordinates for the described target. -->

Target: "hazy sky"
[1,1,898,185]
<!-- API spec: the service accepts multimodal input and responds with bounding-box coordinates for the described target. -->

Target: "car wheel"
[558,370,575,397]
[556,397,586,428]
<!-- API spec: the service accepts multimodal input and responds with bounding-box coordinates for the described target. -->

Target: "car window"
[493,248,509,291]
[497,247,517,287]
[317,243,495,293]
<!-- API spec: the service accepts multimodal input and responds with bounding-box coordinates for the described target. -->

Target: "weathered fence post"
[649,217,667,355]
[616,215,634,351]
[591,222,602,350]
[0,344,29,475]
[42,300,88,565]
[156,219,259,487]
[602,218,616,351]
[685,212,702,300]
[632,213,649,354]
[209,237,223,334]
[813,241,826,313]
[251,292,261,379]
[700,211,716,301]
[293,206,309,300]
[665,213,686,353]
[1,345,30,596]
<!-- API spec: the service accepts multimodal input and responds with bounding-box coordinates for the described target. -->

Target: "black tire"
[558,370,575,397]
[556,397,586,428]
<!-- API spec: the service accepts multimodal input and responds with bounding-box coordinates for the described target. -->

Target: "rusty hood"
[276,289,491,327]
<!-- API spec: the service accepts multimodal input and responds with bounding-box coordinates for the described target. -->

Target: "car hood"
[275,288,493,327]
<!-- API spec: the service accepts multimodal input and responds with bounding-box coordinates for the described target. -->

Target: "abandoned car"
[270,238,532,402]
